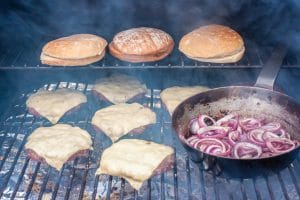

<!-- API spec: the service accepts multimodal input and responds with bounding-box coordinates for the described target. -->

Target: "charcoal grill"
[1,0,300,199]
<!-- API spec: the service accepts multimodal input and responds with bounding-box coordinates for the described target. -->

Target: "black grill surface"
[0,1,300,199]
[0,79,300,200]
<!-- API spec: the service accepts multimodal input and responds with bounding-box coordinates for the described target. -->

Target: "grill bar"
[37,167,52,200]
[25,162,41,199]
[10,157,30,199]
[0,82,300,199]
[51,165,64,200]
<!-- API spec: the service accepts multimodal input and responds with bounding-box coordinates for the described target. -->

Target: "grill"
[0,75,300,200]
[1,0,300,199]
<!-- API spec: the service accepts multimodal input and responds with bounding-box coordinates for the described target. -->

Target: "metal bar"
[120,178,125,200]
[9,157,30,199]
[37,167,52,200]
[185,156,192,200]
[63,159,79,200]
[213,175,220,200]
[264,175,275,200]
[91,175,100,200]
[276,172,290,200]
[239,179,248,200]
[288,165,300,197]
[105,176,113,200]
[0,125,22,171]
[253,178,262,200]
[147,179,151,200]
[173,152,178,200]
[51,165,65,200]
[24,162,41,199]
[134,190,138,200]
[160,174,165,200]
[0,114,30,196]
[198,164,206,200]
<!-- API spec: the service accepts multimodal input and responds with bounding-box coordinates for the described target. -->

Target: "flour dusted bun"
[41,34,107,66]
[179,25,245,63]
[109,27,174,62]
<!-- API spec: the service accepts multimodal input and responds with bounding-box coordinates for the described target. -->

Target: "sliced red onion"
[186,114,298,159]
[198,115,216,127]
[196,138,231,156]
[277,129,291,139]
[247,129,266,146]
[189,118,200,134]
[262,131,280,140]
[228,130,240,145]
[196,126,229,135]
[261,122,281,132]
[265,138,296,154]
[239,118,262,131]
[196,126,229,139]
[233,142,262,159]
[237,126,243,134]
[216,114,237,125]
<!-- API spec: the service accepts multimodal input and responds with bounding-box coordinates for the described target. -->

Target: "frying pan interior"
[173,85,300,149]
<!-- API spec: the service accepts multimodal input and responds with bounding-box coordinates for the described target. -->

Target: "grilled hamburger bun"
[179,25,245,63]
[41,34,107,66]
[109,27,174,62]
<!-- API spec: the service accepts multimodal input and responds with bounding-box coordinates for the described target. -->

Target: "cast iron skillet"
[172,45,300,178]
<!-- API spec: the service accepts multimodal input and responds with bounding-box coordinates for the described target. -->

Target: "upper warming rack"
[0,35,299,69]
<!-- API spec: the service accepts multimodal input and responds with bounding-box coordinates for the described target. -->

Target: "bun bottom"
[186,47,245,64]
[109,43,174,63]
[40,51,105,66]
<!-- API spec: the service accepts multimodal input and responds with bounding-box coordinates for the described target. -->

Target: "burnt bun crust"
[179,24,245,63]
[109,27,174,62]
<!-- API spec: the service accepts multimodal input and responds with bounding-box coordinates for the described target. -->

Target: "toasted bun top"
[110,27,174,55]
[42,34,107,59]
[179,25,244,59]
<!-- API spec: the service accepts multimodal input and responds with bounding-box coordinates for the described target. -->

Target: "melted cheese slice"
[92,103,156,142]
[96,139,174,190]
[25,124,92,170]
[26,88,87,124]
[160,86,209,115]
[92,74,147,104]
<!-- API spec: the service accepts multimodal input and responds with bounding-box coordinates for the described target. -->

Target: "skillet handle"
[254,45,287,90]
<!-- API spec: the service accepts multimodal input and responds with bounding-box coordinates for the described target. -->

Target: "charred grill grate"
[0,82,300,199]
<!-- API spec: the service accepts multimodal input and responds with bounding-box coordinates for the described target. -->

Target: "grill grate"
[0,36,299,69]
[0,82,300,200]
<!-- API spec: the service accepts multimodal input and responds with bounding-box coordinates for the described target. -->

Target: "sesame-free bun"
[179,25,245,63]
[41,34,107,66]
[109,27,174,62]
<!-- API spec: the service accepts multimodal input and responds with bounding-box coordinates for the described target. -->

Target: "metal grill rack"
[0,82,300,200]
[0,35,299,69]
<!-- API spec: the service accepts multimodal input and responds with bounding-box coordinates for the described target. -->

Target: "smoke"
[1,0,299,45]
